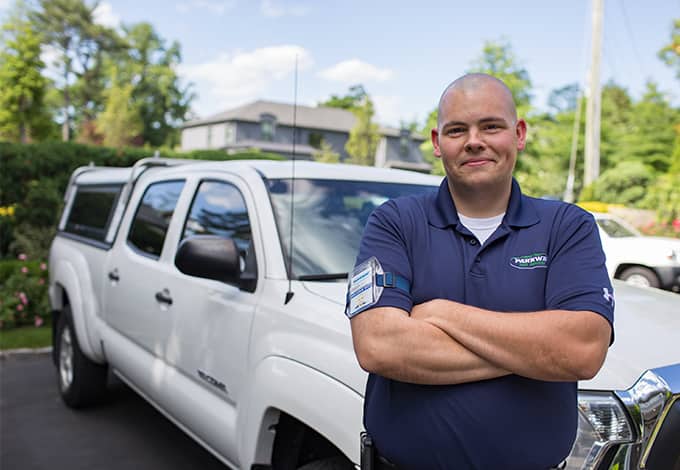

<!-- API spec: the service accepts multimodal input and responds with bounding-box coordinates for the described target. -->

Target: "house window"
[207,126,213,148]
[399,129,411,156]
[260,113,276,141]
[308,132,324,149]
[225,123,236,144]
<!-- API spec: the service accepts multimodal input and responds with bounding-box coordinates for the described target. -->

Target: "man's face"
[431,82,527,191]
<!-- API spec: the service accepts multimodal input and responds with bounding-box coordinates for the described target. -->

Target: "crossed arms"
[350,301,612,385]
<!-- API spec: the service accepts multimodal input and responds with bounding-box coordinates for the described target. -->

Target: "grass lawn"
[0,326,52,350]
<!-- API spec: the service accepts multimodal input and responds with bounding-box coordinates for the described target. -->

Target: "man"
[346,73,614,470]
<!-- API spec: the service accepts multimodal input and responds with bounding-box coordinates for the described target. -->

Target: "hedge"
[0,141,285,206]
[0,141,285,259]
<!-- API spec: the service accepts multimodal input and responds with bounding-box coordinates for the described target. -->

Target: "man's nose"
[464,128,485,153]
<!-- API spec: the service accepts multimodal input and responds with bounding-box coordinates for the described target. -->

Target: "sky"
[1,0,678,128]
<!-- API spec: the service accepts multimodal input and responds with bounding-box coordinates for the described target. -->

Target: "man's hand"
[350,306,510,385]
[411,299,611,382]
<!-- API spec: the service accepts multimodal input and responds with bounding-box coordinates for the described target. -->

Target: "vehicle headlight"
[668,249,678,262]
[565,391,634,469]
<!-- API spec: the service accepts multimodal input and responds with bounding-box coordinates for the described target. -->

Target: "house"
[180,100,431,172]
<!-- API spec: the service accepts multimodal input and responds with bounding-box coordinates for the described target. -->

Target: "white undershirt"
[458,212,505,245]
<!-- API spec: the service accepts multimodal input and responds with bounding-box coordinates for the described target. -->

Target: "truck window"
[64,185,122,242]
[128,180,185,258]
[181,181,254,264]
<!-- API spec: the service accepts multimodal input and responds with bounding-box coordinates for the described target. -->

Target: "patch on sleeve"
[346,257,385,318]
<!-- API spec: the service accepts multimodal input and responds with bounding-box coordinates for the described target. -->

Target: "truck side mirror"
[175,236,240,285]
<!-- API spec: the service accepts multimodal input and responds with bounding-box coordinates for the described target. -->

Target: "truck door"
[159,177,260,405]
[103,179,186,357]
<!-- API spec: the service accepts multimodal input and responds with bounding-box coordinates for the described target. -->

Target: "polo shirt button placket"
[469,239,477,246]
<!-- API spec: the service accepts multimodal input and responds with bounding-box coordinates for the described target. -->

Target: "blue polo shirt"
[352,178,614,470]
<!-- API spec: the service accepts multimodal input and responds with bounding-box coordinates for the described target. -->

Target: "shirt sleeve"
[545,206,615,342]
[346,200,414,316]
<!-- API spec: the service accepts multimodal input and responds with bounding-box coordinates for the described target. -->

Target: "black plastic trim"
[56,231,113,250]
[645,399,680,470]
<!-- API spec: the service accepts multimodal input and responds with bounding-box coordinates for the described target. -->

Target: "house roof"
[182,100,425,140]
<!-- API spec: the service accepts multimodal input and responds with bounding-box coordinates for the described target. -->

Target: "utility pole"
[584,0,604,186]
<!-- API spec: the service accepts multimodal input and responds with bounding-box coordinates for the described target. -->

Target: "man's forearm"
[350,307,510,385]
[412,300,611,381]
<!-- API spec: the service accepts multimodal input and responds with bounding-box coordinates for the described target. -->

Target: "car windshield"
[266,178,438,279]
[596,218,639,238]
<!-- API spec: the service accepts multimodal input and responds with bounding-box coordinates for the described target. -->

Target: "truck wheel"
[619,266,660,289]
[56,305,108,408]
[297,456,354,470]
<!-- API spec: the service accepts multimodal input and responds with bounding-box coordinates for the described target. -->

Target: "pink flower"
[21,266,28,274]
[18,253,27,261]
[40,262,47,271]
[34,316,44,327]
[38,278,45,285]
[19,292,28,305]
[16,304,24,311]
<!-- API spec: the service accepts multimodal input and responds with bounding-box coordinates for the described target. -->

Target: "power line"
[618,0,644,75]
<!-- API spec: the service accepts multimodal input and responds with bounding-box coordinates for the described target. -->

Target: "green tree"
[96,80,142,148]
[619,82,679,173]
[319,84,367,111]
[419,108,444,175]
[658,19,680,80]
[597,82,634,172]
[31,0,120,141]
[312,140,340,163]
[345,96,380,166]
[110,22,193,147]
[587,160,654,205]
[0,19,51,142]
[468,39,532,115]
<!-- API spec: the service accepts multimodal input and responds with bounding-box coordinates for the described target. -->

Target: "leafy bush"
[0,255,49,330]
[0,141,286,259]
[586,161,655,206]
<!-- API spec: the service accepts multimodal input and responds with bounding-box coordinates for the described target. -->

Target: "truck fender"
[237,356,364,467]
[51,256,105,363]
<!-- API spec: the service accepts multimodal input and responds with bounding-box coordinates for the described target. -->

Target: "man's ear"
[516,119,527,151]
[431,128,442,158]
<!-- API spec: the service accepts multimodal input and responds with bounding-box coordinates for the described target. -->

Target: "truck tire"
[55,305,108,408]
[619,266,660,289]
[296,456,354,470]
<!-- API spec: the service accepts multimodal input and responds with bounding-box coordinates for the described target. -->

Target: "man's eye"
[447,127,465,135]
[485,124,501,131]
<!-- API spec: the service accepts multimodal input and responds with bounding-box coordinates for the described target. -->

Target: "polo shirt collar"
[428,177,540,229]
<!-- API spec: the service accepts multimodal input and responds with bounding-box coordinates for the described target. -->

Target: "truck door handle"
[108,269,120,282]
[155,289,173,306]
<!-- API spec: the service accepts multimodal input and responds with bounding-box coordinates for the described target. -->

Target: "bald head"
[437,74,517,128]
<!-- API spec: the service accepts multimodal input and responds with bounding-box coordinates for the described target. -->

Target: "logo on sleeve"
[602,287,615,307]
[510,252,548,269]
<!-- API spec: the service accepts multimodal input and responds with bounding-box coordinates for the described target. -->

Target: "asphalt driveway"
[0,353,228,470]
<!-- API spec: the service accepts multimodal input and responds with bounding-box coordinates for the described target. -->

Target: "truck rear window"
[64,185,122,242]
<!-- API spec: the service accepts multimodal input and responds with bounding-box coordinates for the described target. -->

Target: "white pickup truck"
[593,213,680,292]
[49,157,679,470]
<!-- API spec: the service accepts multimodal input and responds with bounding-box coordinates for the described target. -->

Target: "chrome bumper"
[611,364,679,469]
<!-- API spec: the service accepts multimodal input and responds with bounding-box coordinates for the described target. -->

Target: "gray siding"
[234,121,349,160]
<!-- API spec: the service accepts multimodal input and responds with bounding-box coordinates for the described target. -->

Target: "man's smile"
[462,158,494,167]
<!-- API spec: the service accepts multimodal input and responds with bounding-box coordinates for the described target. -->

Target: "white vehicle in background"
[594,213,680,292]
[48,159,679,470]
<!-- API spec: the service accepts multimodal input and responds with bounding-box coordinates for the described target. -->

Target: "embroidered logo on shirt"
[510,252,548,269]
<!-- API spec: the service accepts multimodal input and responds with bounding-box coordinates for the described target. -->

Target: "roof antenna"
[284,55,299,305]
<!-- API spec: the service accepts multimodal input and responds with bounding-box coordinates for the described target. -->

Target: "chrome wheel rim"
[59,326,74,391]
[625,273,651,287]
